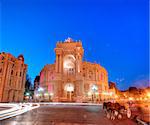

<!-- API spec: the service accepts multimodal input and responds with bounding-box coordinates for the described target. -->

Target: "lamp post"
[37,87,44,102]
[25,92,30,102]
[91,84,98,102]
[49,93,53,102]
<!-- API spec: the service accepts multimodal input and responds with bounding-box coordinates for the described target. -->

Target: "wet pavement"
[0,104,137,125]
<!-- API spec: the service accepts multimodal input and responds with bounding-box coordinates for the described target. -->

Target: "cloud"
[116,78,125,83]
[131,75,150,88]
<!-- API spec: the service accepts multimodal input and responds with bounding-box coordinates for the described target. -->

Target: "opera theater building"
[38,38,109,102]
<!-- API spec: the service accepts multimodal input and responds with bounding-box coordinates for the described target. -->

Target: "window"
[11,70,13,75]
[101,73,103,81]
[68,68,74,75]
[20,72,22,77]
[0,68,2,73]
[9,79,11,86]
[105,86,107,91]
[83,73,86,77]
[89,71,93,79]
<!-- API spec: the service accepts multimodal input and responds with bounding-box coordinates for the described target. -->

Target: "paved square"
[1,104,136,125]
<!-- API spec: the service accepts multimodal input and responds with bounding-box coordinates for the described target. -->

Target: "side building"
[0,52,27,102]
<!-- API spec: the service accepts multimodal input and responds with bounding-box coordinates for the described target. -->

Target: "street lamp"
[88,92,92,96]
[25,92,30,102]
[38,87,44,92]
[49,93,54,96]
[25,92,30,96]
[37,87,44,102]
[91,84,98,102]
[48,92,54,102]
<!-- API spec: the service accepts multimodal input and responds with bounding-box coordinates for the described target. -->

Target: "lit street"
[1,104,137,125]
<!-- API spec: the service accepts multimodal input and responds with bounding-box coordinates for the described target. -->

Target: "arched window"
[64,83,74,92]
[63,55,75,75]
[11,70,13,75]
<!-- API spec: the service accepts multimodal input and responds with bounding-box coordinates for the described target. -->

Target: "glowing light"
[63,55,75,69]
[44,93,48,96]
[147,93,150,98]
[25,93,30,96]
[65,83,74,92]
[49,93,54,96]
[115,95,118,98]
[0,103,40,120]
[129,97,133,101]
[38,87,44,92]
[88,92,92,96]
[91,84,98,92]
[66,86,74,92]
[108,92,113,96]
[25,96,29,99]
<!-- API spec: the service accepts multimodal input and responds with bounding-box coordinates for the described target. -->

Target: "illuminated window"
[64,83,74,92]
[63,55,75,75]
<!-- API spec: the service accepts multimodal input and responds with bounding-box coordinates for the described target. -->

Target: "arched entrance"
[64,83,74,101]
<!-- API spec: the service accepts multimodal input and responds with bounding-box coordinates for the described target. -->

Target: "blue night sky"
[0,0,149,90]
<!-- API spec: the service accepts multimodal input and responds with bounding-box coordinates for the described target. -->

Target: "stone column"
[2,90,8,102]
[9,90,14,102]
[75,54,78,74]
[53,82,59,102]
[76,81,83,102]
[59,55,62,73]
[56,55,59,73]
[79,55,82,73]
[94,69,98,81]
[76,54,81,74]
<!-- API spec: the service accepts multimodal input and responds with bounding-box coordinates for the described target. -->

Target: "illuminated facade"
[0,52,27,102]
[39,38,109,102]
